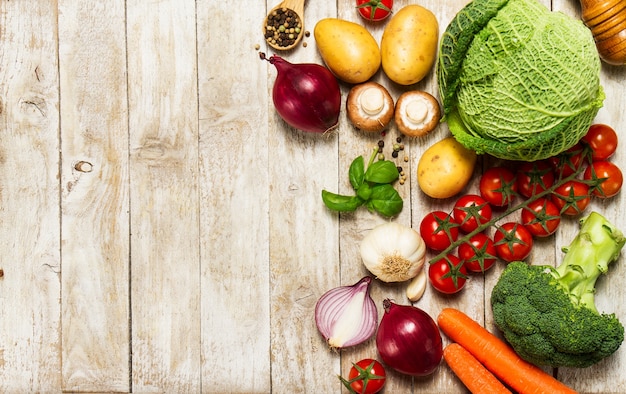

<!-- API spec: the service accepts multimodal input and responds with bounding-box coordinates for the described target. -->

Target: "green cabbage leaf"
[437,0,604,161]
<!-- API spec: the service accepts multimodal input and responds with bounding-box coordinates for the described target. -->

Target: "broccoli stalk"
[553,211,626,314]
[491,211,626,368]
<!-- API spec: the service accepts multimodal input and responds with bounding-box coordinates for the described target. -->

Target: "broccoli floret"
[491,211,626,368]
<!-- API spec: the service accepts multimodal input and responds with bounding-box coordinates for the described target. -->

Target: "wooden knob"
[580,0,626,65]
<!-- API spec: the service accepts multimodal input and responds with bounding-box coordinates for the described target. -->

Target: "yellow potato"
[314,18,381,84]
[417,137,477,199]
[380,5,438,85]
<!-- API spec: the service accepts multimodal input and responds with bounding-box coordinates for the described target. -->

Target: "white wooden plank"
[58,1,130,391]
[0,0,62,392]
[126,0,201,391]
[265,1,343,392]
[196,0,272,392]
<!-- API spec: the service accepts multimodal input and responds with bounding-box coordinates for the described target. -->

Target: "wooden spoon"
[263,0,306,51]
[580,0,626,65]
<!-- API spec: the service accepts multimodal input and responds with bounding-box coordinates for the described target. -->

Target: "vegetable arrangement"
[259,0,625,391]
[420,124,623,295]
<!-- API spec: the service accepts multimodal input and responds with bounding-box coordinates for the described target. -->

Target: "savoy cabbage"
[437,0,604,161]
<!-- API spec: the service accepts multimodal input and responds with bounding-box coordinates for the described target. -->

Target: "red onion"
[261,53,341,133]
[376,299,443,376]
[315,276,378,349]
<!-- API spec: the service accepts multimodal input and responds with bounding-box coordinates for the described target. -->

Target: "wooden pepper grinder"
[580,0,626,65]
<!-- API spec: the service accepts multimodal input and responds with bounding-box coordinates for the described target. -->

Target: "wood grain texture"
[0,0,624,392]
[58,1,130,391]
[126,0,201,391]
[0,1,62,392]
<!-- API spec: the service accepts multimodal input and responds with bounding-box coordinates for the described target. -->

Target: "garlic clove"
[406,269,427,302]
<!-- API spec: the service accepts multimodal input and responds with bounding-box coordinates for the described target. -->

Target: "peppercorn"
[264,8,302,48]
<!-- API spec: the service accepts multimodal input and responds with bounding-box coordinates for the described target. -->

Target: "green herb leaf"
[321,190,364,212]
[356,182,372,201]
[349,155,365,190]
[367,184,403,217]
[364,160,399,184]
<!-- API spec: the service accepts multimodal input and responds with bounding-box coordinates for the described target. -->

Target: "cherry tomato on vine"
[457,233,497,273]
[548,143,585,177]
[340,358,386,394]
[356,0,393,21]
[494,222,533,262]
[521,198,561,237]
[584,160,623,198]
[452,194,493,233]
[581,124,618,161]
[479,167,517,207]
[419,211,459,251]
[551,180,591,215]
[516,160,555,198]
[428,254,467,294]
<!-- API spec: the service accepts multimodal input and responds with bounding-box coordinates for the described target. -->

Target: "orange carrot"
[437,308,578,394]
[443,343,512,394]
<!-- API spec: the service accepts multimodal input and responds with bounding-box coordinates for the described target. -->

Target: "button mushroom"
[394,91,440,137]
[346,82,394,133]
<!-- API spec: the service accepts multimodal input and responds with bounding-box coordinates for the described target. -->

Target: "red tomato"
[584,160,623,198]
[551,180,591,216]
[419,211,459,251]
[457,233,497,273]
[494,222,533,263]
[356,0,393,21]
[340,359,386,394]
[521,198,561,237]
[581,124,618,161]
[428,254,467,294]
[452,194,493,233]
[516,160,555,198]
[548,143,585,177]
[479,167,517,207]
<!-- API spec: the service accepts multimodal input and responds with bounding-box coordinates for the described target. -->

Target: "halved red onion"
[314,276,378,349]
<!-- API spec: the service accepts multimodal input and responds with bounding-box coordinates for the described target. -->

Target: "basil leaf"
[349,155,365,190]
[367,184,403,217]
[356,182,372,201]
[321,190,364,212]
[364,160,400,184]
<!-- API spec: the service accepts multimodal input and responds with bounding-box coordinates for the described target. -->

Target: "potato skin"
[381,5,438,85]
[417,137,477,199]
[314,18,381,84]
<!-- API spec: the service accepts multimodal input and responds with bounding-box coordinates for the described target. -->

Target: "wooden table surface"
[1,0,624,392]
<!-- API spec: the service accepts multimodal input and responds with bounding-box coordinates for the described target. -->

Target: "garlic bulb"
[360,222,426,282]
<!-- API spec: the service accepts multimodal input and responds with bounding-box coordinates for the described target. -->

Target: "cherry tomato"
[419,211,459,251]
[551,180,591,216]
[521,198,561,237]
[356,0,393,21]
[340,359,386,394]
[479,167,517,207]
[548,143,585,178]
[457,233,497,273]
[428,254,467,294]
[584,160,623,198]
[516,160,555,198]
[494,222,533,262]
[581,124,618,161]
[452,194,493,233]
